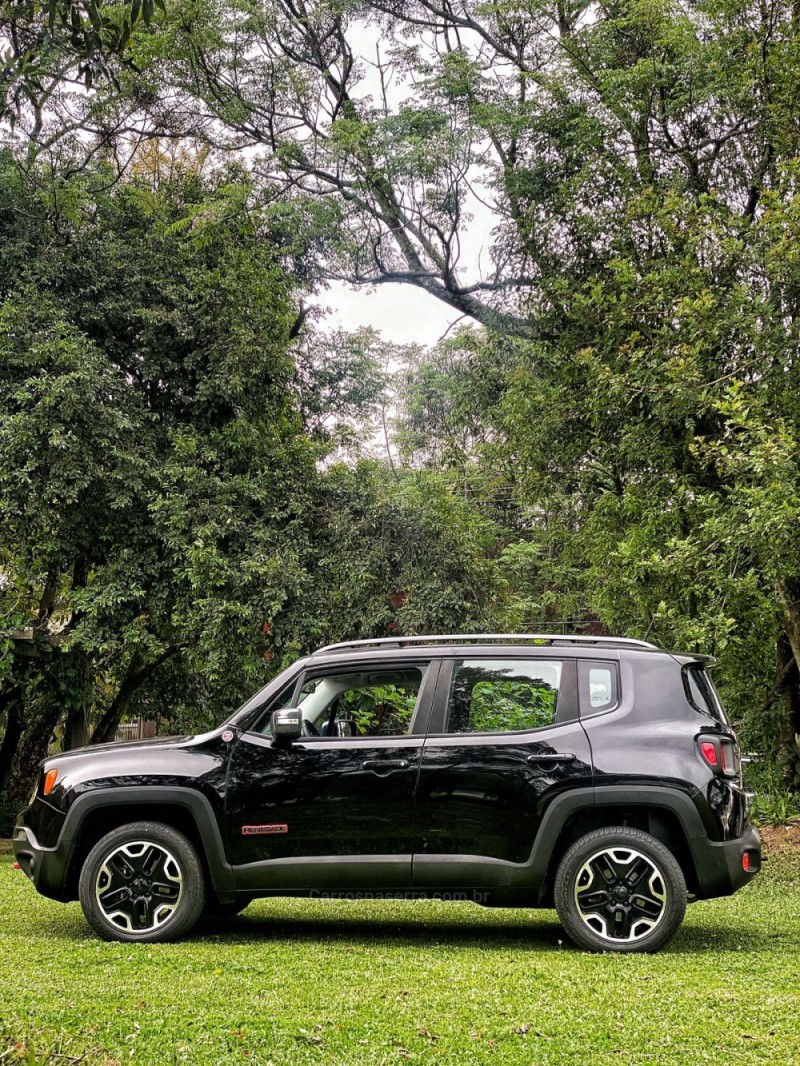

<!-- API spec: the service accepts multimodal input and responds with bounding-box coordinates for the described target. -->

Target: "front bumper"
[690,823,762,899]
[12,821,73,902]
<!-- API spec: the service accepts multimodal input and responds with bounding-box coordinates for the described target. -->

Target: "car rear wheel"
[78,821,205,943]
[554,826,687,953]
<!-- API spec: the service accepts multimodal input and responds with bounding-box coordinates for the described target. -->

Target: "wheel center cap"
[613,884,629,901]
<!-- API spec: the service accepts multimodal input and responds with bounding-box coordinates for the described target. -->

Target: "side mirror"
[271,707,303,742]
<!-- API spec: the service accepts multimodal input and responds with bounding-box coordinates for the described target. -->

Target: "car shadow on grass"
[188,909,786,955]
[193,909,567,951]
[31,902,793,956]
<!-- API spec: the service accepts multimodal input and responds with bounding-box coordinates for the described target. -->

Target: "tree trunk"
[0,686,25,795]
[778,579,800,787]
[90,646,181,746]
[6,698,63,810]
[63,704,89,750]
[62,648,91,750]
[90,659,142,746]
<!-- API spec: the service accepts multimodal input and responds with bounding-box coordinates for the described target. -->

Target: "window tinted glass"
[589,668,613,707]
[578,660,619,714]
[293,667,424,737]
[446,659,562,733]
[685,666,728,723]
[253,678,303,734]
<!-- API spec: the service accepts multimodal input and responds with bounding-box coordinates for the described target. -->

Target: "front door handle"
[527,753,577,764]
[361,759,410,771]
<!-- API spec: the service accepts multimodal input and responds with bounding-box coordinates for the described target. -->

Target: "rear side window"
[684,665,728,724]
[446,659,563,733]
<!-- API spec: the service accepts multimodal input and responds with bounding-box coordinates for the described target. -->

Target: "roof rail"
[313,633,660,655]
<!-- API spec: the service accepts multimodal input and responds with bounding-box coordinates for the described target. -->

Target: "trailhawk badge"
[242,824,289,835]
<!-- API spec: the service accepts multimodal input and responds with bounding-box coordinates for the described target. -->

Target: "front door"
[412,656,593,891]
[225,659,438,892]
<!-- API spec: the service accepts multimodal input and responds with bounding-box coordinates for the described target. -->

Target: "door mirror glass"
[271,708,303,741]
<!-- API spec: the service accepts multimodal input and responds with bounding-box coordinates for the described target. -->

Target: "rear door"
[412,655,593,891]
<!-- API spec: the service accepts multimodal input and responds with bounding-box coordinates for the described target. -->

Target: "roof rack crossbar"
[313,633,660,655]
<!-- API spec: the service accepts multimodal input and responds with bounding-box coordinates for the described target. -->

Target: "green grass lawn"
[1,835,799,1066]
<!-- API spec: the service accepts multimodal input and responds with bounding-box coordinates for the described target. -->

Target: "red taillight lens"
[698,735,739,776]
[742,852,751,872]
[699,741,718,768]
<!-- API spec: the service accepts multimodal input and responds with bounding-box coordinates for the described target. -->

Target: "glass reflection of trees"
[338,681,420,736]
[449,662,560,733]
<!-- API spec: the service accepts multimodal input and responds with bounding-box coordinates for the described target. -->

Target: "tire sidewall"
[554,827,687,954]
[78,821,206,943]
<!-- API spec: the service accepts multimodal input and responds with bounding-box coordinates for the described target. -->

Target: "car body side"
[12,645,761,910]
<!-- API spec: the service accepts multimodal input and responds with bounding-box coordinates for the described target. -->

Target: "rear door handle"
[527,753,577,764]
[361,759,410,771]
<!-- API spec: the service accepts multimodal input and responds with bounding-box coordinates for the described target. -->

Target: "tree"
[1,0,158,120]
[0,152,315,806]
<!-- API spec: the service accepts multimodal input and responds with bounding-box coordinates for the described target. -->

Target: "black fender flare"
[531,784,723,898]
[55,786,235,899]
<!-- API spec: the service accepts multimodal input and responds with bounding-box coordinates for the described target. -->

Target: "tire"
[78,821,206,943]
[554,826,687,954]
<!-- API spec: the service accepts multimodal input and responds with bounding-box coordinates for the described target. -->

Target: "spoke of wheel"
[99,886,131,910]
[632,894,662,919]
[109,853,135,880]
[133,896,153,930]
[610,905,632,939]
[577,889,609,914]
[624,856,649,889]
[592,853,618,885]
[151,880,180,901]
[141,845,162,879]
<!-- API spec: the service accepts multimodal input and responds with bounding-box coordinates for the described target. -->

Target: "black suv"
[13,634,761,952]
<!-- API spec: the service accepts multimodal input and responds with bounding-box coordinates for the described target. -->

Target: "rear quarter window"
[684,665,728,724]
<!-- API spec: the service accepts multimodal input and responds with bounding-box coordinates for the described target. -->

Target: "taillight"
[699,741,718,768]
[720,740,736,775]
[697,735,738,777]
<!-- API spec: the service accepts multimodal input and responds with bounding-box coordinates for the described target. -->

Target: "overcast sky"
[316,281,461,346]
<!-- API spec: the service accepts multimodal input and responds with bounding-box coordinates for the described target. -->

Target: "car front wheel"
[554,826,687,953]
[78,821,206,943]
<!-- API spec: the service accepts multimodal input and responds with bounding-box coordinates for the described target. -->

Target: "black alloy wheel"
[554,826,687,953]
[78,821,205,943]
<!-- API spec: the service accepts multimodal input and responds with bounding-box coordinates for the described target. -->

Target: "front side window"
[446,659,563,734]
[294,667,425,737]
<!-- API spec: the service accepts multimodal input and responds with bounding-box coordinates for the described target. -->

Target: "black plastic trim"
[12,786,235,902]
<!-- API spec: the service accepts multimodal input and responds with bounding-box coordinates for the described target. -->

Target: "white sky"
[316,281,463,345]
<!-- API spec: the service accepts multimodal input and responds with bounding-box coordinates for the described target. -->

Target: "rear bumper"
[690,823,762,899]
[12,820,72,902]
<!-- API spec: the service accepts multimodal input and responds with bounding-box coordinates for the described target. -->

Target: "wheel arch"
[534,787,703,905]
[62,787,234,901]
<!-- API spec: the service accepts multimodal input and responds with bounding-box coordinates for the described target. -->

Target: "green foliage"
[340,683,418,735]
[0,0,158,118]
[469,679,556,733]
[1,850,800,1063]
[0,154,318,790]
